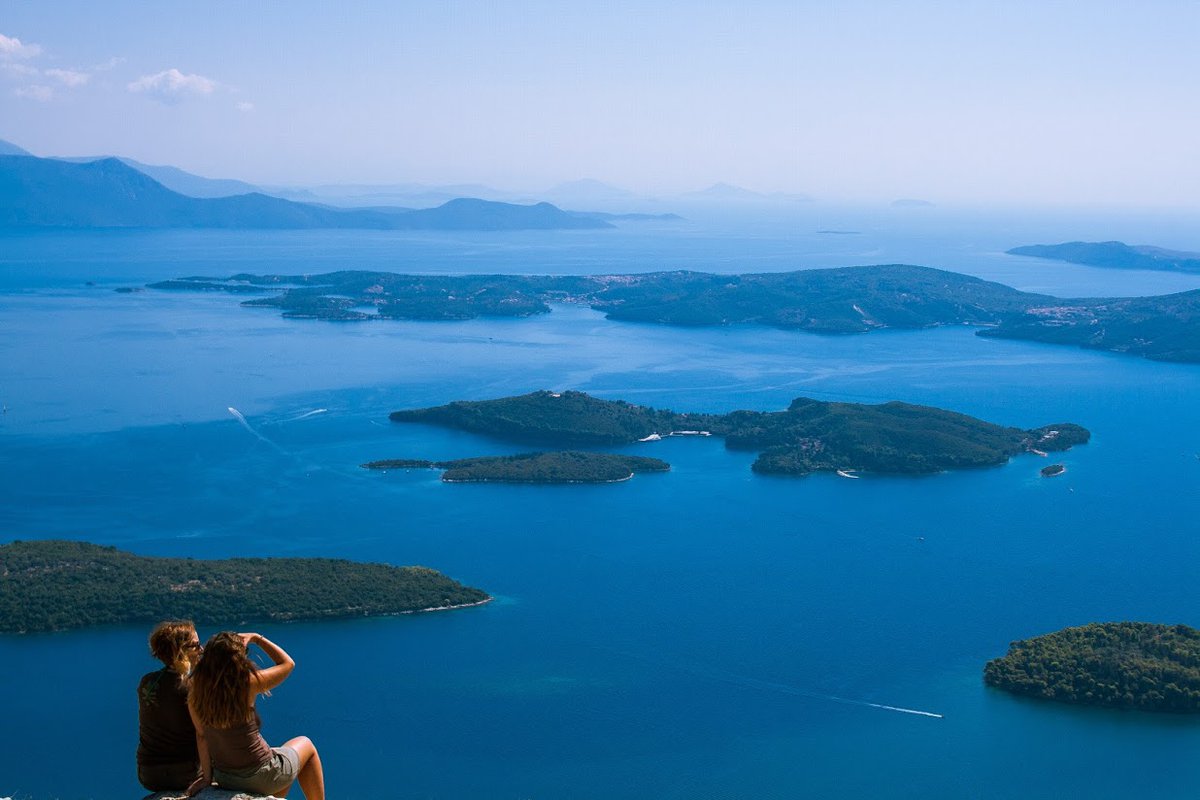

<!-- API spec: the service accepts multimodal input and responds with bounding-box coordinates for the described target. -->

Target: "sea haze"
[1,215,1199,799]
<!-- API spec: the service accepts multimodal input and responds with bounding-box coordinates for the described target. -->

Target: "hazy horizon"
[3,2,1200,207]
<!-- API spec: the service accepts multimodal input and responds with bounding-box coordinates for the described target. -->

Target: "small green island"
[150,264,1200,363]
[1040,463,1066,477]
[0,540,489,633]
[362,451,670,483]
[984,622,1200,713]
[389,390,1088,477]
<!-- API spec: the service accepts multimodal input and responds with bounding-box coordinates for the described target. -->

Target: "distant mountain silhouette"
[55,154,264,198]
[0,155,612,230]
[680,183,811,203]
[119,158,263,198]
[685,182,766,200]
[397,198,612,230]
[0,138,32,157]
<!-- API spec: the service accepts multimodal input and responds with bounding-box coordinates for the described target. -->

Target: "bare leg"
[282,735,324,800]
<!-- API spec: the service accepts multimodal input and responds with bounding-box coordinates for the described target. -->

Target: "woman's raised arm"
[242,632,295,695]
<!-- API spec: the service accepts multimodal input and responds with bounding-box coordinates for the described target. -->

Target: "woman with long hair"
[137,620,203,792]
[187,631,324,799]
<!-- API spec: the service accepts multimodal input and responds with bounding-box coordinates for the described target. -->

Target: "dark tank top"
[137,668,199,766]
[204,708,274,772]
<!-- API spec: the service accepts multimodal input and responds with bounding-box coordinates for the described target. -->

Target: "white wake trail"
[227,407,285,451]
[596,643,946,721]
[727,674,944,719]
[848,701,943,719]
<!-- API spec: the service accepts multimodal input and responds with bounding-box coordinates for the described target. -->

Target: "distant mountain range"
[66,157,262,199]
[0,154,614,231]
[0,135,812,213]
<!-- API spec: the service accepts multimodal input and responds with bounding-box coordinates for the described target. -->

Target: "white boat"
[836,469,860,479]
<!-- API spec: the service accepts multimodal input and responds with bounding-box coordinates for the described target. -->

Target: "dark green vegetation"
[0,155,611,230]
[152,264,1200,362]
[157,264,1039,329]
[391,391,715,444]
[1009,241,1200,274]
[1041,463,1066,477]
[363,451,670,483]
[978,290,1200,363]
[984,622,1200,713]
[0,540,489,633]
[152,271,597,321]
[390,391,1088,477]
[584,265,1039,331]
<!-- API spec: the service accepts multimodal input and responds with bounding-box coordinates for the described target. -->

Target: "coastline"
[442,472,637,484]
[399,596,494,614]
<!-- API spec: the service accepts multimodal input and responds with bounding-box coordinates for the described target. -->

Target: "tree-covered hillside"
[364,451,670,483]
[390,391,1088,477]
[151,265,1200,363]
[985,622,1200,712]
[0,540,489,633]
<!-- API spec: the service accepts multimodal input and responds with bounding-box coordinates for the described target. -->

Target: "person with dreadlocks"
[136,620,204,792]
[186,631,325,799]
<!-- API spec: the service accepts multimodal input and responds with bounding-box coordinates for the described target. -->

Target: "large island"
[984,622,1200,713]
[389,390,1088,477]
[0,540,489,633]
[1008,241,1200,274]
[363,451,670,483]
[151,264,1200,363]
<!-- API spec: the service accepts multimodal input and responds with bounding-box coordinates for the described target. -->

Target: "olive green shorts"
[213,746,300,797]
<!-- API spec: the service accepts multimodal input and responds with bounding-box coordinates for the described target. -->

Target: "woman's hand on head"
[239,632,260,647]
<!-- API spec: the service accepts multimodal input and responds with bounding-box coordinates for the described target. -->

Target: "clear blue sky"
[2,1,1198,206]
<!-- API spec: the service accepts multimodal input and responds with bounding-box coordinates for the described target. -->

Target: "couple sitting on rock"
[137,621,325,799]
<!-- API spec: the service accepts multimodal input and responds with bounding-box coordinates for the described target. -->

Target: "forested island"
[363,451,670,483]
[390,390,1088,477]
[1009,241,1200,274]
[984,622,1200,713]
[0,540,489,633]
[1041,463,1066,477]
[978,290,1200,363]
[150,264,1200,363]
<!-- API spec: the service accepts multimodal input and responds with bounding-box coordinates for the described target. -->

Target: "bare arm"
[186,702,211,796]
[242,632,295,695]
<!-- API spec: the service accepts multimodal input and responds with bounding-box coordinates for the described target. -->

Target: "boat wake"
[711,672,943,719]
[287,408,328,421]
[227,407,287,453]
[596,642,943,720]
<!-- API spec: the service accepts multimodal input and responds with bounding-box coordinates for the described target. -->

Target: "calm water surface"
[1,217,1198,799]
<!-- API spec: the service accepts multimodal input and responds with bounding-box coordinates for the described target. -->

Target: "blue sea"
[2,208,1199,799]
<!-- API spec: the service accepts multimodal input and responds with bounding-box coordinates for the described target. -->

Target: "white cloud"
[45,68,89,87]
[0,33,41,60]
[91,56,124,71]
[236,101,255,112]
[15,84,53,102]
[127,68,216,104]
[1,62,38,77]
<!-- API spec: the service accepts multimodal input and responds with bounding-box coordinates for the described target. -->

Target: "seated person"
[137,620,203,792]
[187,631,324,800]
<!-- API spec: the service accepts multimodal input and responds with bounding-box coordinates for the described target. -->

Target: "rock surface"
[145,789,277,800]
